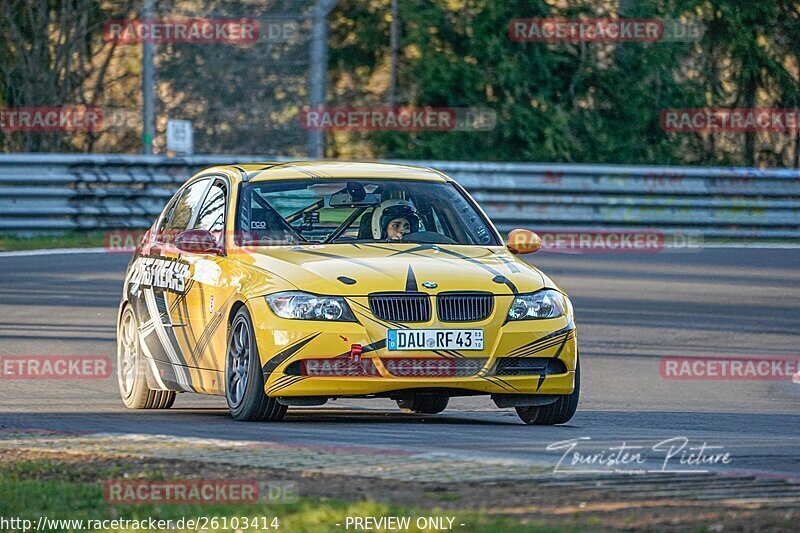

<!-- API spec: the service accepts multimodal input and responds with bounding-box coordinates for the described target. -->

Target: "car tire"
[117,305,176,409]
[516,356,580,425]
[397,396,449,414]
[226,307,287,422]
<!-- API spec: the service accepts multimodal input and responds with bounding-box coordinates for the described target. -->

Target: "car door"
[130,177,211,392]
[172,177,235,394]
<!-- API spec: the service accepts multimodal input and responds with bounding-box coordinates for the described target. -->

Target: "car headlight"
[508,289,569,320]
[266,291,356,321]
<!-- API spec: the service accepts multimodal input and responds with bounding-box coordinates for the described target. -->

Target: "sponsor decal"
[128,256,191,295]
[0,356,111,380]
[660,356,800,380]
[103,480,259,504]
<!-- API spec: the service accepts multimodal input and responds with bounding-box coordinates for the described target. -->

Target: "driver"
[371,199,420,241]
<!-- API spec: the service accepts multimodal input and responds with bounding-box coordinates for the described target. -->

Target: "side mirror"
[506,229,542,254]
[173,229,222,255]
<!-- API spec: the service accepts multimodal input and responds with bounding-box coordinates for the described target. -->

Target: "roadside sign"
[166,119,193,154]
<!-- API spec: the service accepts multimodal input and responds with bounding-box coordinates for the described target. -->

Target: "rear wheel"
[117,305,176,409]
[516,357,580,425]
[226,307,287,422]
[397,396,449,414]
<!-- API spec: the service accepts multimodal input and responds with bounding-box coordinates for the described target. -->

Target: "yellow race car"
[117,162,578,424]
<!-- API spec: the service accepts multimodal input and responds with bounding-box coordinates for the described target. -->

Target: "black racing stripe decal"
[497,255,521,274]
[262,332,321,376]
[436,248,519,294]
[508,335,571,359]
[481,376,515,393]
[536,373,546,391]
[553,332,571,361]
[405,265,418,292]
[267,376,306,395]
[155,289,192,370]
[436,349,464,359]
[509,336,571,359]
[267,374,298,391]
[188,295,232,366]
[270,374,298,385]
[169,279,195,313]
[388,244,439,256]
[492,375,523,393]
[507,326,575,357]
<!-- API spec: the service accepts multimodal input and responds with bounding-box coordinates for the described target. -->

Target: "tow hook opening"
[350,343,363,362]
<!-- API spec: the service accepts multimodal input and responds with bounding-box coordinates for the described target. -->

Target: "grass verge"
[0,231,108,251]
[0,459,561,533]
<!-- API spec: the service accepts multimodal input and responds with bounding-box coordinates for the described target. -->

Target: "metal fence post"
[308,0,339,159]
[141,0,156,155]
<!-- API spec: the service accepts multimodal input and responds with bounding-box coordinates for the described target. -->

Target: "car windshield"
[236,178,499,246]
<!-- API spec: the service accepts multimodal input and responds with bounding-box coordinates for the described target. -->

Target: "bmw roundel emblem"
[422,281,438,289]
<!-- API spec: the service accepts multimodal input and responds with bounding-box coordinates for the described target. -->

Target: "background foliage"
[1,0,798,166]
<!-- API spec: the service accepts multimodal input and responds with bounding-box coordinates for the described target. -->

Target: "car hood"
[238,243,547,296]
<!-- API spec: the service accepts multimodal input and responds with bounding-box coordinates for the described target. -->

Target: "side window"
[156,178,211,242]
[194,180,227,242]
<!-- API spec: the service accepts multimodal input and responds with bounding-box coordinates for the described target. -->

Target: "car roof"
[198,161,450,183]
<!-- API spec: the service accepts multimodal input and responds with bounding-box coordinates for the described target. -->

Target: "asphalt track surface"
[0,248,798,478]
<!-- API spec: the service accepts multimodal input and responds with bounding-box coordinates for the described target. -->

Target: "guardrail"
[1,154,799,240]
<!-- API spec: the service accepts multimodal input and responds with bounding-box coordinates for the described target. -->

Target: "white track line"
[0,247,108,257]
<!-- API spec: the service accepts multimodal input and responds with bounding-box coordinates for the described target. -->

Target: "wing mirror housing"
[173,229,223,255]
[506,229,542,254]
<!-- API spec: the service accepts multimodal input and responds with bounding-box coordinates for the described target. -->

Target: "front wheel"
[117,305,175,409]
[226,307,287,422]
[516,356,580,425]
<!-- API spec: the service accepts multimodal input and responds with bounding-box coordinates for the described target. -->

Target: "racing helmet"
[371,199,420,239]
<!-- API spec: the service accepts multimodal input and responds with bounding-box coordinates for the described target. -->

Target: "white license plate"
[387,329,484,351]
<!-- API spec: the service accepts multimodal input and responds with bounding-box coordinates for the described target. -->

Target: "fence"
[0,154,798,240]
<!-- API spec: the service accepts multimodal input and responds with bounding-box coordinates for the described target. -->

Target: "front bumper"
[248,296,578,398]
